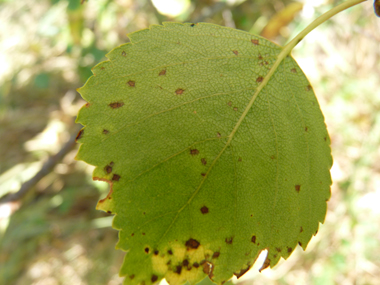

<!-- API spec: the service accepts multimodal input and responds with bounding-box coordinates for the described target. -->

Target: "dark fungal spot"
[151,275,158,283]
[107,211,111,214]
[131,233,134,236]
[287,247,292,253]
[110,162,114,166]
[85,102,90,107]
[166,260,171,265]
[273,254,277,258]
[175,88,184,95]
[182,259,189,267]
[201,173,206,176]
[159,70,166,76]
[295,185,301,192]
[167,250,173,255]
[305,127,308,132]
[185,238,200,249]
[217,132,221,137]
[154,250,159,255]
[75,129,84,142]
[276,248,281,252]
[174,265,182,274]
[112,174,120,181]
[127,80,135,87]
[144,247,149,253]
[227,101,232,106]
[233,50,238,55]
[104,165,112,173]
[315,229,319,235]
[142,232,145,235]
[225,237,233,244]
[256,76,263,83]
[259,258,270,272]
[201,261,213,275]
[129,274,135,279]
[306,85,312,91]
[212,252,220,258]
[233,107,238,111]
[122,51,126,56]
[300,226,303,233]
[324,137,327,141]
[238,157,242,162]
[298,241,303,247]
[251,39,259,45]
[109,102,124,109]
[190,23,195,27]
[190,149,199,155]
[291,68,297,73]
[251,235,256,244]
[201,158,207,165]
[258,54,263,60]
[200,206,209,214]
[193,262,199,268]
[264,61,269,65]
[100,66,105,70]
[102,129,109,134]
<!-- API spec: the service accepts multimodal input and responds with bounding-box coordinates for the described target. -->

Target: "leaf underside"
[76,22,332,285]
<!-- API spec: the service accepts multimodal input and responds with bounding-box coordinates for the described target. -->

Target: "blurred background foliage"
[0,0,379,284]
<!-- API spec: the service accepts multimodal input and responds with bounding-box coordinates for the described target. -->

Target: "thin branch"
[0,128,81,204]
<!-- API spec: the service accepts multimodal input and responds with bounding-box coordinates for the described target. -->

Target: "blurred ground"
[0,0,379,284]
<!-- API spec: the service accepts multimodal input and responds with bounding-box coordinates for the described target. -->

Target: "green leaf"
[76,22,332,285]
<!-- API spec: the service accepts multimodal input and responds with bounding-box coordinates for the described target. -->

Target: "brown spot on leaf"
[234,264,252,278]
[201,173,206,176]
[107,211,111,214]
[251,39,259,45]
[295,185,301,192]
[85,102,90,107]
[259,258,270,272]
[112,174,120,181]
[193,262,199,268]
[100,67,105,70]
[227,101,232,106]
[264,61,269,65]
[324,137,327,141]
[256,76,263,83]
[110,162,114,166]
[190,149,199,156]
[75,129,84,142]
[306,85,312,91]
[300,226,303,233]
[185,238,200,249]
[305,127,308,132]
[190,23,195,27]
[251,235,256,244]
[144,247,149,253]
[122,51,126,56]
[174,265,182,274]
[182,259,189,267]
[129,274,135,279]
[225,237,233,244]
[233,107,238,111]
[212,252,220,258]
[151,275,158,283]
[175,88,184,95]
[200,206,209,214]
[131,233,134,236]
[217,132,221,137]
[291,68,297,73]
[154,250,159,255]
[276,248,282,252]
[233,50,238,55]
[159,70,166,76]
[287,247,292,253]
[142,232,145,235]
[109,102,124,109]
[167,250,173,255]
[201,261,213,276]
[238,157,242,162]
[201,158,207,165]
[298,241,302,247]
[127,80,135,87]
[103,129,109,134]
[315,229,319,235]
[104,165,112,173]
[258,54,263,60]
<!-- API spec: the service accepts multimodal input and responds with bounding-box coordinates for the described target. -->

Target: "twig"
[0,128,81,204]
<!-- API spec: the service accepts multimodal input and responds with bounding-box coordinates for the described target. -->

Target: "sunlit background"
[0,0,380,284]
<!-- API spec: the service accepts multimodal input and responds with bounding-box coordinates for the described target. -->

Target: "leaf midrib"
[158,45,293,243]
